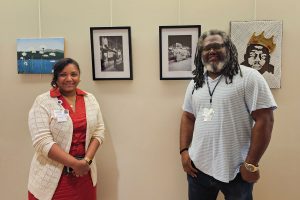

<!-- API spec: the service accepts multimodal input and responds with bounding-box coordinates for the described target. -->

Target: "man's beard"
[203,61,226,73]
[202,52,229,73]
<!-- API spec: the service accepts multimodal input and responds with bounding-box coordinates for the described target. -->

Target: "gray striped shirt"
[182,65,277,182]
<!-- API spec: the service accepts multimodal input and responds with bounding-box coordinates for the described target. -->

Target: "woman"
[28,58,105,200]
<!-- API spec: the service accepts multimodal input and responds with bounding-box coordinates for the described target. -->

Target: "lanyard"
[206,74,223,105]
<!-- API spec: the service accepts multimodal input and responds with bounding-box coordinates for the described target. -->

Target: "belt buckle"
[62,155,84,175]
[63,166,73,175]
[66,167,72,174]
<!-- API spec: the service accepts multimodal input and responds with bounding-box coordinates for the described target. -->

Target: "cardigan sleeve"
[90,94,105,144]
[28,95,56,157]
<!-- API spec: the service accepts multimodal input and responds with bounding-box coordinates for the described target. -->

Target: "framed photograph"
[159,25,201,80]
[16,37,64,74]
[90,26,133,80]
[230,20,282,88]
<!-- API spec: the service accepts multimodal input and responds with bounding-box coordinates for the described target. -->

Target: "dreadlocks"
[193,30,241,90]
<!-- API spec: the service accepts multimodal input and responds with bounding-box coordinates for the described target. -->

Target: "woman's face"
[56,63,80,94]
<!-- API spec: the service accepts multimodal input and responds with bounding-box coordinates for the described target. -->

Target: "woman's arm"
[85,138,100,161]
[48,144,89,176]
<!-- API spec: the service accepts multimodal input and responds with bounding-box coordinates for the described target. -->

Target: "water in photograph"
[18,59,55,74]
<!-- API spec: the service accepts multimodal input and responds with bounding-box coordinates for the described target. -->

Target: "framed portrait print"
[90,26,133,80]
[159,25,201,80]
[230,20,282,88]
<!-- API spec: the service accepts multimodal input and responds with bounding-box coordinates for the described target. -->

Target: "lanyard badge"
[202,74,223,122]
[53,99,69,122]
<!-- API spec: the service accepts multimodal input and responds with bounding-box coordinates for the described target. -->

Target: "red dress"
[28,88,96,200]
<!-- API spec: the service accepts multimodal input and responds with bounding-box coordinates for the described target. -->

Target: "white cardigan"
[28,91,105,200]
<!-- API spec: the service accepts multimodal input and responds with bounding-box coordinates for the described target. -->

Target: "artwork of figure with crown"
[230,20,282,88]
[241,32,276,74]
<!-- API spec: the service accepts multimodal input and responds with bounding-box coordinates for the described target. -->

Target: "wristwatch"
[244,162,259,172]
[84,157,93,165]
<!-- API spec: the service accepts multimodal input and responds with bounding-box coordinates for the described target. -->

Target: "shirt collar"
[50,88,87,97]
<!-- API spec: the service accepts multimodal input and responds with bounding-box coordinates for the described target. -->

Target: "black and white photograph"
[159,25,201,80]
[168,35,192,71]
[100,36,124,72]
[90,27,132,80]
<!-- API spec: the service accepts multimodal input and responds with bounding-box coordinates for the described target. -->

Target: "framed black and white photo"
[159,25,201,80]
[90,26,132,80]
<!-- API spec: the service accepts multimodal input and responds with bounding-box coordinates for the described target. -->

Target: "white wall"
[0,0,299,199]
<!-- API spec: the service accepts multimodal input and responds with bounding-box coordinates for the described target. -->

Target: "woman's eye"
[71,73,79,77]
[59,74,67,77]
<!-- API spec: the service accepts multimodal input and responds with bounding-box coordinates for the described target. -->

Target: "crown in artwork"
[248,31,276,53]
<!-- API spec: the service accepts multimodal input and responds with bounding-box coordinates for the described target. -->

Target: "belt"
[62,155,85,175]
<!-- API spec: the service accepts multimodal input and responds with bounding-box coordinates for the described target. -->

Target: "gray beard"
[203,60,225,73]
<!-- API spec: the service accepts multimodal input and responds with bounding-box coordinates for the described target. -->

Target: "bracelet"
[83,157,93,165]
[180,148,189,154]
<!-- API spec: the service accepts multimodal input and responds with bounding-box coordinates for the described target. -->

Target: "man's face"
[201,35,228,73]
[247,45,267,70]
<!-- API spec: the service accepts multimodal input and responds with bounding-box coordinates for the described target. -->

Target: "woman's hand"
[71,159,90,177]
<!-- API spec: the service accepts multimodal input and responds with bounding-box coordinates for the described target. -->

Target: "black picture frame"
[90,26,133,80]
[159,25,201,80]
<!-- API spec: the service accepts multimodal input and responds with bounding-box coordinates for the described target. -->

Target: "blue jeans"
[187,170,253,200]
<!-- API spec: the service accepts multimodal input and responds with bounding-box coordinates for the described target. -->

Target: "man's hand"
[240,164,260,183]
[181,151,198,177]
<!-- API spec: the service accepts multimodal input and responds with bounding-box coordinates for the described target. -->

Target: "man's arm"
[240,108,274,182]
[180,111,198,177]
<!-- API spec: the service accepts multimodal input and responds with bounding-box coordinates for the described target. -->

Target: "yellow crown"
[248,31,276,53]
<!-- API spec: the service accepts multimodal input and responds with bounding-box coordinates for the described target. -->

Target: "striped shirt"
[182,65,277,183]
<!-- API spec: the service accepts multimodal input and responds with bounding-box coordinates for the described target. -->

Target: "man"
[180,30,277,200]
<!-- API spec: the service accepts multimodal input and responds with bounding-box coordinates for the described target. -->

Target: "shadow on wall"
[96,127,119,200]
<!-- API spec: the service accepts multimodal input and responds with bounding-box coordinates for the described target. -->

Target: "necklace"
[62,95,76,111]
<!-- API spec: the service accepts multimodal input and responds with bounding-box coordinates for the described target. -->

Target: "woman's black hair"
[51,58,80,88]
[193,30,241,90]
